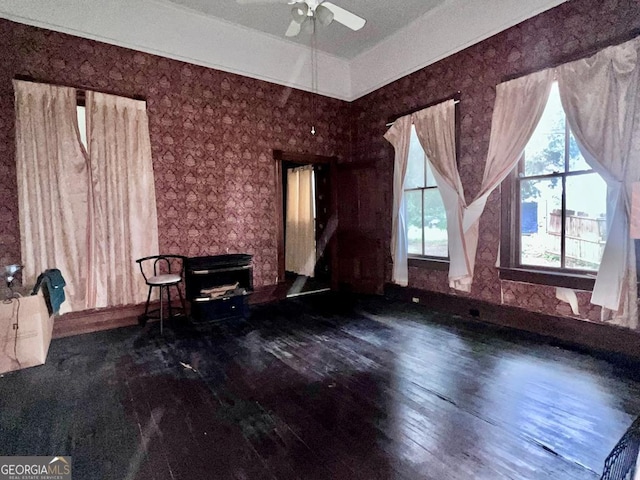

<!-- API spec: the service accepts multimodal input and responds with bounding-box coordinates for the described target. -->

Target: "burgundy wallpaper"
[351,0,640,322]
[0,19,350,288]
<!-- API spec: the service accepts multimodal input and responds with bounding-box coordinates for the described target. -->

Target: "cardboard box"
[0,293,54,374]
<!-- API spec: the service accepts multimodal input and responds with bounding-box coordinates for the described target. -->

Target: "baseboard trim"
[384,283,640,363]
[53,285,286,338]
[53,302,154,338]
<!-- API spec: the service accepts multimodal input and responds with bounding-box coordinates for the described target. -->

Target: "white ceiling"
[0,0,568,101]
[161,0,447,59]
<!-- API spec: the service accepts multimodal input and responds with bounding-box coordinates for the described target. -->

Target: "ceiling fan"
[237,0,366,37]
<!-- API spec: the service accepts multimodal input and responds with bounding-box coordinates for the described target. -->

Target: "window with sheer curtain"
[507,82,608,273]
[385,99,459,287]
[404,125,449,259]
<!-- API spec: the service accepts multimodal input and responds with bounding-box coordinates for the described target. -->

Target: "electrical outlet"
[411,297,420,303]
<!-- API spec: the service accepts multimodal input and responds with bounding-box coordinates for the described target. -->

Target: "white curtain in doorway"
[285,165,316,277]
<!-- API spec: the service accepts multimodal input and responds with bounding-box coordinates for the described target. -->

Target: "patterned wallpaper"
[0,19,350,288]
[351,0,640,321]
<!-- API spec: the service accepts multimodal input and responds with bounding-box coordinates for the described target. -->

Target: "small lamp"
[3,264,22,298]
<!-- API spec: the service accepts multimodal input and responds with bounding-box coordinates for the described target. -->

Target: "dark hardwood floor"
[1,293,639,479]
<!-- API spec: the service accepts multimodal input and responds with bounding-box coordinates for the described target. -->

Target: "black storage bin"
[185,254,253,322]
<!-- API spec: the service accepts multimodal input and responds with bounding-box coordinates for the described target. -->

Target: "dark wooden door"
[313,163,332,282]
[336,161,385,294]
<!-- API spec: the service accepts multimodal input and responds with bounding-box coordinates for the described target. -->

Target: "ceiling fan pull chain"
[311,15,317,136]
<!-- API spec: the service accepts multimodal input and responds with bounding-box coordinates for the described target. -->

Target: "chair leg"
[139,286,153,326]
[159,285,164,335]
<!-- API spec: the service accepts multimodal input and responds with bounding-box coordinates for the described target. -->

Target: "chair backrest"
[135,255,186,282]
[601,416,640,480]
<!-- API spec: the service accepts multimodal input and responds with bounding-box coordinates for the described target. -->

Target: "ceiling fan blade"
[285,19,302,37]
[322,1,365,31]
[315,4,334,26]
[236,0,289,4]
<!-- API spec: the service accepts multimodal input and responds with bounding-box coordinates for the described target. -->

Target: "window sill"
[498,267,596,291]
[408,257,449,271]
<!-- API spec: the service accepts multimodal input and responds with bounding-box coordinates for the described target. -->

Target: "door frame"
[273,150,338,288]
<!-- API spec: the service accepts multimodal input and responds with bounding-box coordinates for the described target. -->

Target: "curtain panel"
[285,165,316,277]
[13,80,90,312]
[454,70,554,292]
[557,36,640,329]
[412,100,467,287]
[384,115,412,286]
[86,91,159,308]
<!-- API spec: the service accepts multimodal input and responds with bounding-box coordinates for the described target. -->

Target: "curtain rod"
[13,75,146,103]
[501,27,640,84]
[386,91,461,127]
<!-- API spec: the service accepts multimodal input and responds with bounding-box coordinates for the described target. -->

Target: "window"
[506,82,607,275]
[404,125,448,258]
[77,105,87,149]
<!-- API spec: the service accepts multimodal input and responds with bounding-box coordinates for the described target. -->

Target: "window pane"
[425,159,438,188]
[423,189,448,257]
[77,106,87,149]
[405,126,425,189]
[406,190,423,255]
[523,83,565,177]
[565,173,607,270]
[520,178,561,268]
[568,130,591,172]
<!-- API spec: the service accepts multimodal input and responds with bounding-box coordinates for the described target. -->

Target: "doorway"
[274,150,337,297]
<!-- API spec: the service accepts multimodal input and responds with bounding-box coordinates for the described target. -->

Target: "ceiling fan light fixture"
[291,2,308,23]
[315,4,334,26]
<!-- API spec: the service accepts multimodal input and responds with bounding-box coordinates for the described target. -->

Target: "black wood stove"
[185,254,253,322]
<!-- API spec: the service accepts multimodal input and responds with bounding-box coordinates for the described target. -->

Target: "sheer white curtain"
[557,36,640,328]
[86,91,159,308]
[13,80,90,312]
[285,165,316,277]
[454,70,554,291]
[384,115,412,286]
[412,100,467,286]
